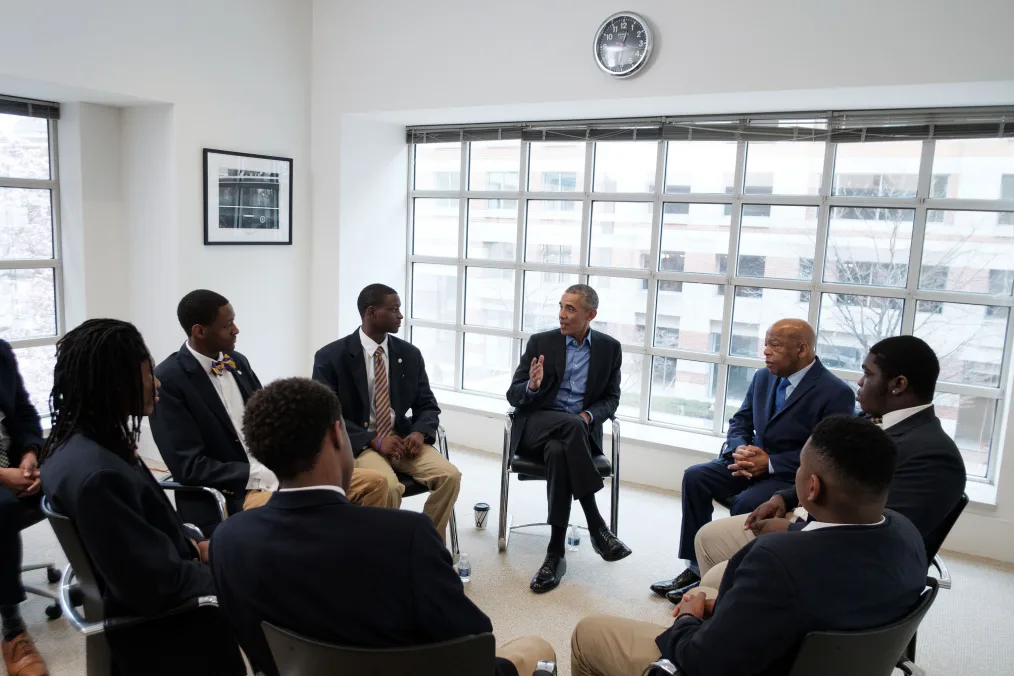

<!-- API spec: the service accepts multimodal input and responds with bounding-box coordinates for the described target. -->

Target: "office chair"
[18,502,62,620]
[396,425,460,561]
[497,409,620,552]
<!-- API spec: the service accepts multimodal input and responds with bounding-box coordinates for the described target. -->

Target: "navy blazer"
[311,330,441,456]
[657,510,927,676]
[726,358,855,477]
[210,489,516,676]
[0,340,43,464]
[149,344,262,530]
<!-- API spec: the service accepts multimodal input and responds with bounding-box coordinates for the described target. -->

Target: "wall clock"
[593,12,653,78]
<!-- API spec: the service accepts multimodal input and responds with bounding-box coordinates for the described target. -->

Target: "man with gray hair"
[506,284,630,593]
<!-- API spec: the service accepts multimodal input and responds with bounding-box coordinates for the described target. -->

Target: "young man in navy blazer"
[651,319,855,601]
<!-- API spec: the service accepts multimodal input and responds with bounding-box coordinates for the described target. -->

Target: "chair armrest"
[643,658,679,675]
[898,658,926,676]
[436,425,450,460]
[160,478,229,522]
[932,553,952,590]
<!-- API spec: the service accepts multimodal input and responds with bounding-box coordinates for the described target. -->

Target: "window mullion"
[454,139,468,391]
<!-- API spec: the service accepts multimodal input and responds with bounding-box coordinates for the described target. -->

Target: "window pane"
[12,345,55,421]
[0,114,49,180]
[731,288,809,358]
[523,271,579,332]
[587,275,646,346]
[464,267,514,329]
[914,301,1008,388]
[724,365,759,431]
[817,293,904,370]
[0,268,55,340]
[665,141,737,194]
[654,282,724,352]
[824,207,914,288]
[466,199,516,261]
[413,198,459,257]
[589,201,653,269]
[931,139,1014,200]
[462,333,514,395]
[593,142,657,193]
[921,211,1014,294]
[737,205,818,280]
[745,142,824,196]
[411,263,456,323]
[410,326,456,388]
[414,142,460,190]
[0,188,54,259]
[525,200,581,263]
[934,392,995,478]
[617,352,643,419]
[649,356,715,430]
[528,142,585,191]
[469,140,521,191]
[832,141,922,197]
[660,203,730,274]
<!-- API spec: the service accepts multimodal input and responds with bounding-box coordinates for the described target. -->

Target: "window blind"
[0,95,60,120]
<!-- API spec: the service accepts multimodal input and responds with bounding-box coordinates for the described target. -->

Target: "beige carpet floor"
[14,446,1014,675]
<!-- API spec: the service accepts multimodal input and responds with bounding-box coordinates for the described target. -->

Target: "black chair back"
[786,578,938,676]
[40,496,106,620]
[924,493,968,561]
[262,623,497,676]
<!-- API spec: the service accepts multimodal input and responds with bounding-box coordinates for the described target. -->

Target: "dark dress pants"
[678,458,793,562]
[0,487,40,607]
[517,410,604,528]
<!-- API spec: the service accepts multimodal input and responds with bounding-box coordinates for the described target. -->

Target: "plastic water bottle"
[567,525,581,551]
[457,553,471,583]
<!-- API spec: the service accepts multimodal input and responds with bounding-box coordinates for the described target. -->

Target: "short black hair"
[869,335,939,402]
[243,378,343,481]
[177,289,229,335]
[807,415,898,499]
[357,283,398,317]
[565,284,599,311]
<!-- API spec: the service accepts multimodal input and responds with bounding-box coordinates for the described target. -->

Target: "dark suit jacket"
[149,344,262,529]
[210,489,517,676]
[506,329,621,457]
[657,511,927,676]
[777,406,966,540]
[726,358,855,477]
[0,340,44,464]
[312,329,441,456]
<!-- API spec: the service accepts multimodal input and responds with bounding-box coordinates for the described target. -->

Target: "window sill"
[965,480,998,508]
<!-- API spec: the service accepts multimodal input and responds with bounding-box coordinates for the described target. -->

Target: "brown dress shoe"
[2,632,48,676]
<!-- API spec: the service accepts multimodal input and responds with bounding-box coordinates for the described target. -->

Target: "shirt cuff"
[583,410,593,422]
[525,380,539,397]
[768,459,775,474]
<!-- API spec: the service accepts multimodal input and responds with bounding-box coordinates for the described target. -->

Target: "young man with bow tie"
[151,290,389,535]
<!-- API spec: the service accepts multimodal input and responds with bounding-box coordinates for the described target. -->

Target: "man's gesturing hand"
[528,355,545,391]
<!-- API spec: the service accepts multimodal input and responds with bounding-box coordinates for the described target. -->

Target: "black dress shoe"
[530,553,567,594]
[665,581,700,605]
[589,526,632,562]
[650,567,701,597]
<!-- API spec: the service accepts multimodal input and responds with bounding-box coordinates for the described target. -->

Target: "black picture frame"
[203,148,293,245]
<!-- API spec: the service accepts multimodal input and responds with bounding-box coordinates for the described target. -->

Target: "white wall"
[310,0,1014,560]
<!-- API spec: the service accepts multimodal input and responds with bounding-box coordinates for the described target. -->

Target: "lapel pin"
[237,370,243,375]
[398,358,403,363]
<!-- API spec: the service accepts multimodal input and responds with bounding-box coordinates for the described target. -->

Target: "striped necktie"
[373,347,393,439]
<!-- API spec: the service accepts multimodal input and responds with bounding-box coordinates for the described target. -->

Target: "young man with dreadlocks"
[150,289,389,535]
[40,319,245,675]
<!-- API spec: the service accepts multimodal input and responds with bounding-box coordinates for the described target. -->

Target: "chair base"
[497,515,599,554]
[22,562,62,619]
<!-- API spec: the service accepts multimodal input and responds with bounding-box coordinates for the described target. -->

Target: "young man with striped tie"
[312,284,461,544]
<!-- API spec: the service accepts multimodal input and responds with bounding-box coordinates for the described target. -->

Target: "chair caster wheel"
[47,566,62,584]
[45,604,62,620]
[497,538,506,552]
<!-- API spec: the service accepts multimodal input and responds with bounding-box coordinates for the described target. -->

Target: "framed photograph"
[203,149,292,245]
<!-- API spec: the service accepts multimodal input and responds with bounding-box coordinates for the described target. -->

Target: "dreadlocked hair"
[41,319,153,464]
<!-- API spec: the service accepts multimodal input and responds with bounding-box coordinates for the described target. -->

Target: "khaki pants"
[695,513,755,592]
[241,468,393,511]
[571,615,665,676]
[355,445,461,543]
[496,636,556,676]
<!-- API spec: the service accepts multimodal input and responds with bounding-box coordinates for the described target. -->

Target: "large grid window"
[0,107,62,417]
[407,114,1014,482]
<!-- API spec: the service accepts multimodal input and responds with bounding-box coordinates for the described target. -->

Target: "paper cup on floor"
[473,503,490,529]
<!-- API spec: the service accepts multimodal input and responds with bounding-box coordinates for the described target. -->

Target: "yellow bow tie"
[210,355,237,376]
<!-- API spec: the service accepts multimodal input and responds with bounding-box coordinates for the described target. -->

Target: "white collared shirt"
[359,328,394,433]
[802,516,886,532]
[185,342,278,492]
[880,404,934,430]
[276,485,346,496]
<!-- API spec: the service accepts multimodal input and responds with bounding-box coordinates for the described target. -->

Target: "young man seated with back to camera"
[209,377,555,676]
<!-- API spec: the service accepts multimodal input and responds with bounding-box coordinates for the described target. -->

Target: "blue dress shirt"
[526,333,594,420]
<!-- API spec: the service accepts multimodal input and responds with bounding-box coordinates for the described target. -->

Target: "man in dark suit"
[506,284,630,594]
[691,335,966,598]
[151,289,387,535]
[211,378,555,676]
[0,340,48,676]
[40,319,244,676]
[651,319,854,601]
[312,284,460,543]
[571,416,927,676]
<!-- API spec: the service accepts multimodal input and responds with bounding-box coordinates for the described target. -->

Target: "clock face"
[594,12,653,78]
